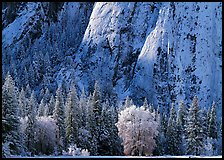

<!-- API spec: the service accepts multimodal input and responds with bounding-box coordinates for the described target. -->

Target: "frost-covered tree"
[166,103,178,155]
[44,103,50,117]
[208,102,218,139]
[176,100,188,155]
[185,96,204,156]
[123,96,133,109]
[91,81,103,155]
[2,73,23,155]
[116,105,159,156]
[48,95,55,116]
[142,98,149,110]
[25,91,37,155]
[79,88,88,127]
[25,84,31,98]
[18,87,28,118]
[35,117,57,155]
[65,86,80,148]
[53,86,65,154]
[208,101,218,155]
[153,105,166,156]
[38,99,45,117]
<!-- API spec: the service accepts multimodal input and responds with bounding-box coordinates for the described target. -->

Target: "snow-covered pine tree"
[25,90,37,155]
[78,93,97,155]
[149,104,154,113]
[2,73,23,156]
[79,88,87,127]
[18,87,28,118]
[53,86,65,154]
[25,84,31,98]
[166,103,178,155]
[48,95,55,116]
[201,107,209,137]
[142,98,149,111]
[43,87,51,104]
[123,96,133,110]
[176,100,187,155]
[65,86,80,149]
[185,96,204,156]
[153,105,166,156]
[44,103,50,117]
[208,101,218,139]
[38,99,45,117]
[91,81,103,155]
[208,101,218,155]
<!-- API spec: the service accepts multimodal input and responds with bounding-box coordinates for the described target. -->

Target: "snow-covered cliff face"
[2,2,222,116]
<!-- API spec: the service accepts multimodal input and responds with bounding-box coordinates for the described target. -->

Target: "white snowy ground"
[9,155,222,158]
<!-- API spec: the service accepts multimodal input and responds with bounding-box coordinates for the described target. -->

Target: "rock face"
[2,2,222,117]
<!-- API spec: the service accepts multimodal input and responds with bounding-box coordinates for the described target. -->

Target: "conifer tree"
[185,96,204,156]
[176,100,187,155]
[18,87,28,118]
[123,96,133,109]
[208,101,218,155]
[25,91,37,155]
[38,99,45,117]
[65,86,79,149]
[153,105,165,156]
[91,81,102,155]
[166,103,178,155]
[208,102,218,139]
[48,95,55,116]
[142,98,149,110]
[2,73,22,155]
[53,86,65,154]
[25,84,31,98]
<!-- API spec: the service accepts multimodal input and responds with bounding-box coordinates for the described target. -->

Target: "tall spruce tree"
[176,100,187,155]
[208,102,218,139]
[2,73,22,155]
[91,81,103,155]
[48,95,55,116]
[53,86,65,154]
[38,99,45,117]
[18,87,28,118]
[25,91,37,155]
[65,86,79,149]
[166,103,178,155]
[185,96,204,156]
[208,101,218,155]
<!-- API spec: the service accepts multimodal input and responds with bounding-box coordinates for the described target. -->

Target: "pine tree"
[123,96,133,109]
[149,104,154,113]
[91,81,102,155]
[44,103,49,117]
[208,101,218,155]
[185,96,204,156]
[142,98,149,110]
[43,87,51,104]
[38,99,45,117]
[18,87,28,118]
[79,88,87,127]
[25,84,31,98]
[176,100,187,155]
[65,86,79,149]
[2,73,22,155]
[166,103,178,155]
[153,105,166,156]
[208,101,218,139]
[25,91,37,155]
[53,86,65,154]
[48,95,55,116]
